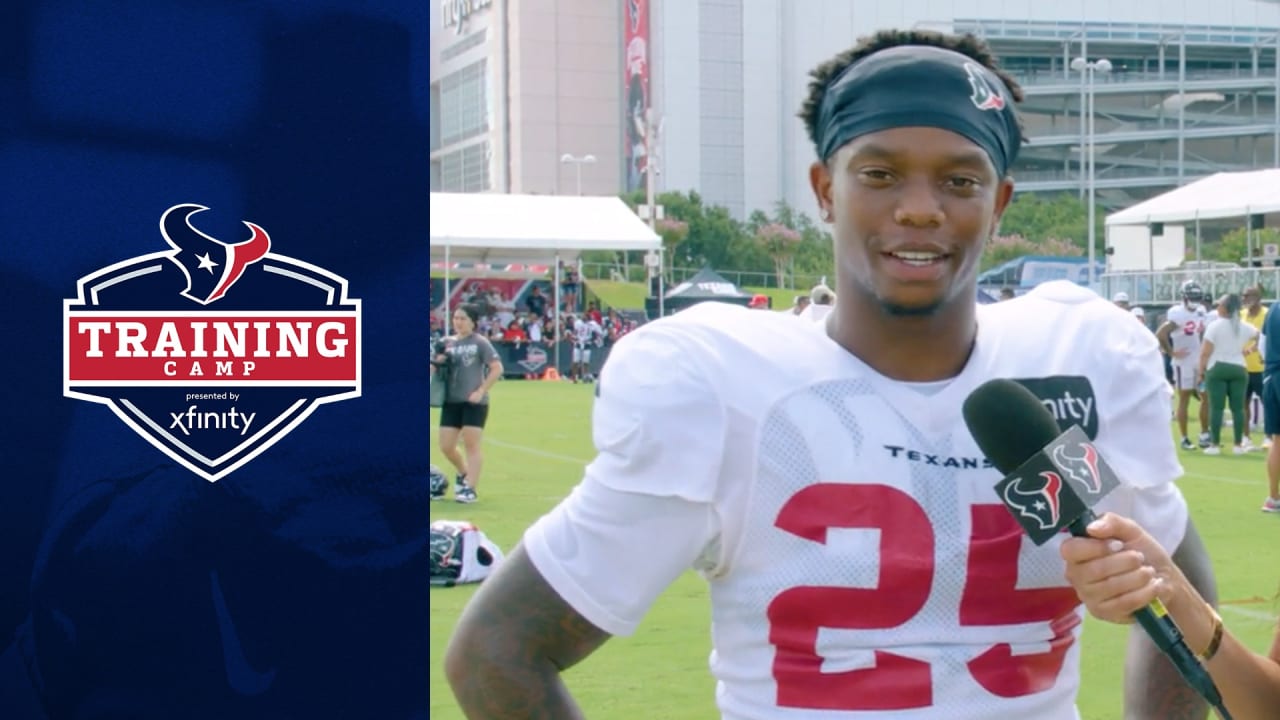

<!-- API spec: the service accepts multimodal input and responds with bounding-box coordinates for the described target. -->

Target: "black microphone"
[962,378,1231,719]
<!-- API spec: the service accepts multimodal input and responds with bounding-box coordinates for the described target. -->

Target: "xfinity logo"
[1013,376,1099,439]
[442,0,492,35]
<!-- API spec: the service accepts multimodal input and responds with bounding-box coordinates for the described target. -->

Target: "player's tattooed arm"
[1122,517,1217,720]
[445,544,610,719]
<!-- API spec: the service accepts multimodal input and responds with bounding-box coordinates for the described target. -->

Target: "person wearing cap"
[1113,291,1131,311]
[447,29,1213,720]
[1132,305,1148,325]
[1157,280,1213,450]
[797,283,837,322]
[748,294,770,310]
[1240,285,1266,441]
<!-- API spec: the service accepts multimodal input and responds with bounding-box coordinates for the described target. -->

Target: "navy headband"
[816,45,1022,176]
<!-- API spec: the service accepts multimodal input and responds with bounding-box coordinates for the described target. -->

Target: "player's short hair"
[798,29,1026,165]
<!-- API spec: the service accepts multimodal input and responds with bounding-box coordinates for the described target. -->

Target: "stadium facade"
[429,0,625,197]
[429,1,1280,225]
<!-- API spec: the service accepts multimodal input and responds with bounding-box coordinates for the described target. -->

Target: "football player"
[1157,280,1212,450]
[570,315,604,383]
[446,30,1216,720]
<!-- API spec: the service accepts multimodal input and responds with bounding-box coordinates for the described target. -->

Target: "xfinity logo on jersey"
[63,203,362,482]
[1012,376,1098,439]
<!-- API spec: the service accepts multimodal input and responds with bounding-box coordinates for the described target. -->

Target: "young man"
[1157,280,1212,450]
[570,315,604,383]
[1262,298,1280,511]
[445,30,1216,719]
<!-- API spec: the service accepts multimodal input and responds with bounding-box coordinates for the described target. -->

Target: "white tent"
[1105,169,1280,227]
[430,192,664,366]
[430,192,661,262]
[1104,169,1280,270]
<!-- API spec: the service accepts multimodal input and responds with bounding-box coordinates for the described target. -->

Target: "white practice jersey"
[524,281,1186,720]
[573,319,604,348]
[1165,303,1208,361]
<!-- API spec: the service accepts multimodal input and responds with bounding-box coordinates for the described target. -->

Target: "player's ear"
[809,161,834,223]
[993,176,1013,224]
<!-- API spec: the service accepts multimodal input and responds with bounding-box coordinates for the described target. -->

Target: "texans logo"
[964,62,1006,112]
[1051,442,1103,495]
[1003,471,1063,530]
[162,204,272,305]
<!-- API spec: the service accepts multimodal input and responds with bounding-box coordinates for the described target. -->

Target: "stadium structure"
[429,1,1279,218]
[644,1,1280,220]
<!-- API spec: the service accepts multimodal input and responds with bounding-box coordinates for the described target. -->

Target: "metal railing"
[578,261,827,292]
[1102,266,1280,308]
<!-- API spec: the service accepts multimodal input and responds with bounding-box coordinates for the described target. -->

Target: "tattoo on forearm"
[447,545,610,719]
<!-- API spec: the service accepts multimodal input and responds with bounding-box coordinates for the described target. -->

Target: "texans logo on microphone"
[63,203,361,482]
[1051,441,1103,495]
[1002,471,1064,530]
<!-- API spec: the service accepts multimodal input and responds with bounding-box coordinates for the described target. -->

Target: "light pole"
[559,153,597,195]
[1072,56,1112,289]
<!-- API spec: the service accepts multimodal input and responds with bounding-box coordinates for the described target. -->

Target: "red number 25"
[767,484,1080,711]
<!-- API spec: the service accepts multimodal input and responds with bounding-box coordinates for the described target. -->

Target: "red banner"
[623,0,650,193]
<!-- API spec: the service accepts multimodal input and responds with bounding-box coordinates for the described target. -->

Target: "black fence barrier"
[492,340,611,378]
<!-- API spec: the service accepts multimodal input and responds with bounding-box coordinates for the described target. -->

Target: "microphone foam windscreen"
[962,379,1064,475]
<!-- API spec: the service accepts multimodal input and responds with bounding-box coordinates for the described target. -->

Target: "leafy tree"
[981,234,1083,272]
[998,192,1104,250]
[1199,227,1280,264]
[654,217,689,275]
[756,223,802,288]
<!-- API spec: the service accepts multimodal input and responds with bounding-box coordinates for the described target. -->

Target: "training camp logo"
[963,62,1006,112]
[64,203,361,482]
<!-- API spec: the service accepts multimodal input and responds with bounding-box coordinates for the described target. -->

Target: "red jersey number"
[768,484,1080,711]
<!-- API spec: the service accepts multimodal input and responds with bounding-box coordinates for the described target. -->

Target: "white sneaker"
[1203,446,1222,455]
[1233,445,1247,455]
[1241,437,1258,452]
[1262,497,1280,513]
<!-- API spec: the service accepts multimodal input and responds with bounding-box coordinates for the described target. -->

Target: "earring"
[820,208,832,222]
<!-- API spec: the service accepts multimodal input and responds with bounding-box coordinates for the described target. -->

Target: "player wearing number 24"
[446,30,1218,720]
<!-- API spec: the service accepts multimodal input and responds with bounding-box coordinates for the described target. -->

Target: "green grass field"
[429,382,1279,719]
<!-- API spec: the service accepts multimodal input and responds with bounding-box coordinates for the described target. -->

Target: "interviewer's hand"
[1060,513,1179,625]
[468,390,484,404]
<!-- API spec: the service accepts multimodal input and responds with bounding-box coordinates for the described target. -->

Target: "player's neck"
[826,296,977,382]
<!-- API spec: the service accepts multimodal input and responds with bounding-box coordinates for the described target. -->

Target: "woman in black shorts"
[432,304,503,503]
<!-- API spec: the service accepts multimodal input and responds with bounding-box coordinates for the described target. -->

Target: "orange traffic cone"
[542,367,561,381]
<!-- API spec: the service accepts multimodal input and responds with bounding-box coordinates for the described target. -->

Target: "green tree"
[1200,227,1280,264]
[756,223,802,288]
[998,192,1104,250]
[981,234,1083,272]
[654,217,690,276]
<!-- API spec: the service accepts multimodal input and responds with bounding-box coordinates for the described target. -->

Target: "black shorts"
[439,402,489,429]
[1264,376,1280,437]
[1248,371,1263,400]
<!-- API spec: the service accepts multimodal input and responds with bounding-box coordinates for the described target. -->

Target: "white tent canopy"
[430,192,661,262]
[1105,169,1280,227]
[430,192,664,361]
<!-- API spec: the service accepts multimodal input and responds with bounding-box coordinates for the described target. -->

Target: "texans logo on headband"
[964,62,1006,112]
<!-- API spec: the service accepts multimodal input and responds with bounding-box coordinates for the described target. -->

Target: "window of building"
[438,59,488,148]
[436,141,489,192]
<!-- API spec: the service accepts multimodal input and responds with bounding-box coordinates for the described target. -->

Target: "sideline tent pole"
[658,248,665,317]
[553,253,561,375]
[1195,213,1202,265]
[444,243,451,335]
